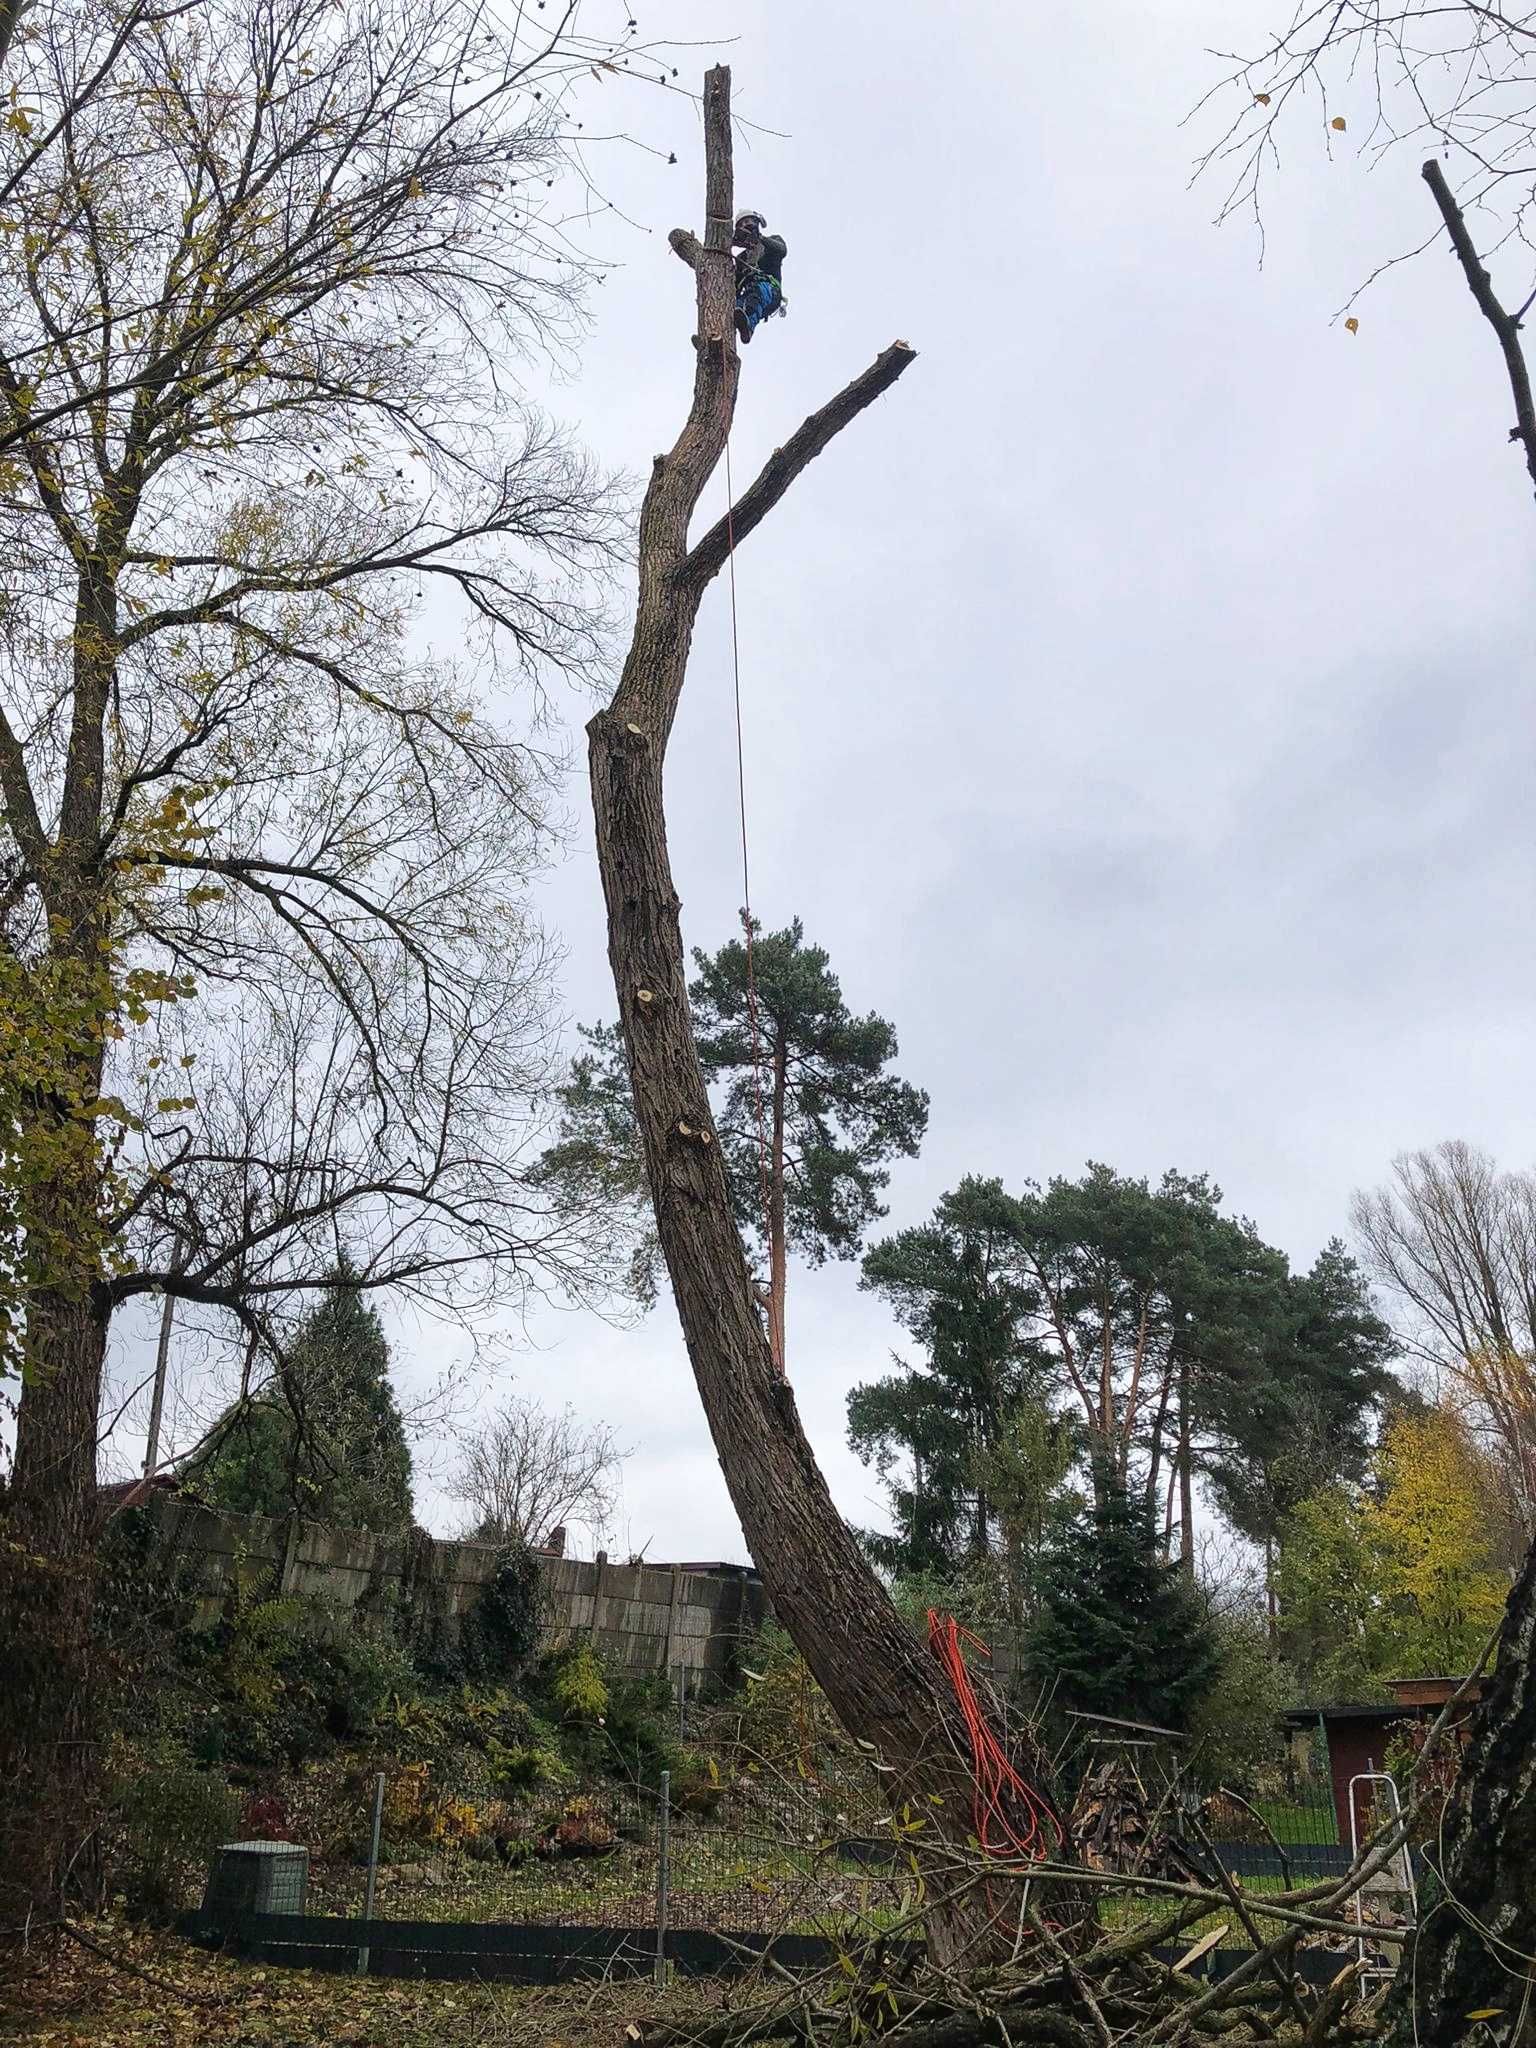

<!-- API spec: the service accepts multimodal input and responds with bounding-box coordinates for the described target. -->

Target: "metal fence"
[175,1696,1387,1987]
[225,1747,907,1948]
[198,1756,1355,1941]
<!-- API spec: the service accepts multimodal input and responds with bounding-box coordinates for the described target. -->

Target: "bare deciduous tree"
[0,0,672,1914]
[1353,1140,1536,1528]
[449,1395,622,1552]
[1194,1,1536,498]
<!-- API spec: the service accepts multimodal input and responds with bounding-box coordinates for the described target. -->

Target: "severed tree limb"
[584,64,1054,1967]
[1187,1814,1310,2035]
[1422,158,1536,498]
[680,343,916,589]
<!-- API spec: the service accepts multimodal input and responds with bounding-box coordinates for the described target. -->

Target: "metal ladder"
[1348,1771,1416,1991]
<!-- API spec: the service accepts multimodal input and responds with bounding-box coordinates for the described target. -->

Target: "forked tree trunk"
[1381,1535,1536,2047]
[585,66,1043,1955]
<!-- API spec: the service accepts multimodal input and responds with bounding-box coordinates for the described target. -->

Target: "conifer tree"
[195,1271,414,1535]
[539,917,927,1369]
[1027,1467,1220,1730]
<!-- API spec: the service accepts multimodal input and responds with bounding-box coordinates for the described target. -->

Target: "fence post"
[357,1771,385,1974]
[654,1769,671,1986]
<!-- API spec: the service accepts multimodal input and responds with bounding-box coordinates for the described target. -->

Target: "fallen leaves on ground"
[1,1919,729,2048]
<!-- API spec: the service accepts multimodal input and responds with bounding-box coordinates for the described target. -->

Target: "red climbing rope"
[928,1610,1060,1865]
[719,338,776,1312]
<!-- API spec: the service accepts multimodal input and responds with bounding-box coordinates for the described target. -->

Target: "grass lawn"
[1096,1873,1298,1951]
[308,1830,909,1937]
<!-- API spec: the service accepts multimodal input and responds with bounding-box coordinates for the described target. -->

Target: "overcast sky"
[109,0,1536,1558]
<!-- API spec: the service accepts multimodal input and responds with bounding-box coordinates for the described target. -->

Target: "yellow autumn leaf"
[1254,91,1271,106]
[1331,115,1347,131]
[1467,2013,1505,2023]
[1345,317,1359,334]
[407,174,423,199]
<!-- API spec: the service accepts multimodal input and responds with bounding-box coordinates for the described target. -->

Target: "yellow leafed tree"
[1369,1407,1509,1674]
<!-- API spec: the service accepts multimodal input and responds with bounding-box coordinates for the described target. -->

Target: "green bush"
[184,1590,417,1767]
[551,1642,609,1723]
[735,1621,841,1768]
[584,1661,678,1786]
[1185,1609,1295,1791]
[487,1735,571,1795]
[110,1763,243,1920]
[670,1747,726,1817]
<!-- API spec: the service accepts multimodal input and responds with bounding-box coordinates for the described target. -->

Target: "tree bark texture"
[1,567,121,1919]
[1,1289,107,1923]
[584,66,1038,1956]
[1381,1536,1536,2046]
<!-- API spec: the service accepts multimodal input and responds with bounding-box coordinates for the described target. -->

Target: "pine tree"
[537,917,928,1369]
[193,1271,414,1535]
[850,1177,1070,1583]
[1027,1468,1220,1730]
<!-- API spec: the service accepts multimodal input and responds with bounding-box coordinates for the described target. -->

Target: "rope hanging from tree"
[719,339,777,1333]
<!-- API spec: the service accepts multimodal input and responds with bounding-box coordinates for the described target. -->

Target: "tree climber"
[733,210,787,345]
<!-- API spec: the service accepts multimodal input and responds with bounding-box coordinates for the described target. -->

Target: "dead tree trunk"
[585,65,1039,1956]
[1381,1535,1536,2047]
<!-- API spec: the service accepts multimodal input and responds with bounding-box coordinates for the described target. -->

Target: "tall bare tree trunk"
[1144,1361,1172,1516]
[1,586,119,1921]
[585,66,1052,1956]
[142,1286,177,1482]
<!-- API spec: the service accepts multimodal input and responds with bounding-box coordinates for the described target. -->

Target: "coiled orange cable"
[928,1609,1060,1864]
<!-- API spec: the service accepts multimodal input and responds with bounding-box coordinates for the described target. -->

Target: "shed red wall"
[1325,1720,1402,1848]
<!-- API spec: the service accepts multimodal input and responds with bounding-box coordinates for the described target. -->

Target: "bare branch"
[1423,155,1536,491]
[680,343,918,591]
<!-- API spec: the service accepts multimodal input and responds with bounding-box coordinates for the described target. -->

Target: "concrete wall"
[146,1498,765,1690]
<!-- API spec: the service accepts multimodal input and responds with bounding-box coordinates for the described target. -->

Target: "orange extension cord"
[928,1610,1060,1864]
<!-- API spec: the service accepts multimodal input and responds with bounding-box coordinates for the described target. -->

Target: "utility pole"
[142,1246,186,1482]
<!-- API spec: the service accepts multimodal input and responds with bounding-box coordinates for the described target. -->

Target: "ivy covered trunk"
[1382,1538,1536,2047]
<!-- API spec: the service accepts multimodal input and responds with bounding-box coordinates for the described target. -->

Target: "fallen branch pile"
[632,1848,1409,2048]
